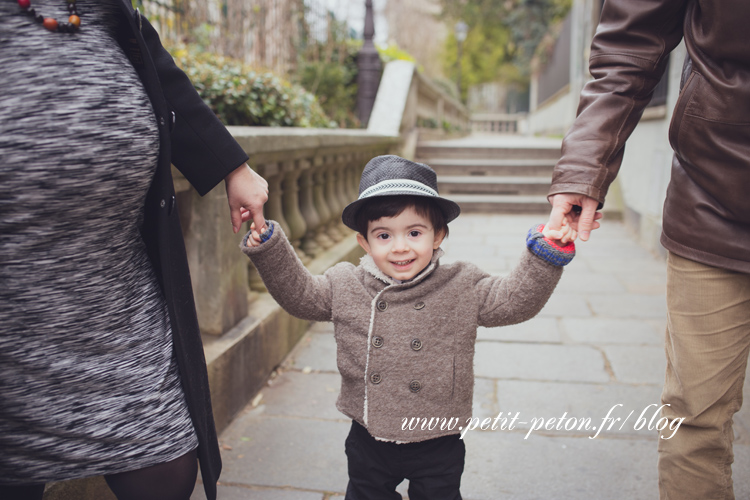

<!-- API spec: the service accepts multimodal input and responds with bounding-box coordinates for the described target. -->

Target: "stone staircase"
[415,136,561,214]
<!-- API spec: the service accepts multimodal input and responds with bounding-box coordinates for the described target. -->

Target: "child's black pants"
[345,420,464,500]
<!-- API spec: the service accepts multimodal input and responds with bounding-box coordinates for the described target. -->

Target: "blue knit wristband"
[259,220,274,243]
[526,224,575,266]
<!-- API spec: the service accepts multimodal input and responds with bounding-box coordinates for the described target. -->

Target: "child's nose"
[393,236,410,252]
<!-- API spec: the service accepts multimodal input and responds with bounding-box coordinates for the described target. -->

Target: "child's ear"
[433,228,446,250]
[356,232,372,255]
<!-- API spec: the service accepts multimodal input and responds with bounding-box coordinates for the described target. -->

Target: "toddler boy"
[241,155,575,500]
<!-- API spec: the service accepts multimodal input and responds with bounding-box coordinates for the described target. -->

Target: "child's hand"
[246,221,266,248]
[542,217,577,245]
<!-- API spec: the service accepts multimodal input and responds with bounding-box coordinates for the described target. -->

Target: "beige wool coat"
[241,222,565,443]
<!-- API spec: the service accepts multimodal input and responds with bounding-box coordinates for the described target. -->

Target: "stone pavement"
[192,214,750,500]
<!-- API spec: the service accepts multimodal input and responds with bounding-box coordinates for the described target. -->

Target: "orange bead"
[42,17,58,31]
[69,15,80,28]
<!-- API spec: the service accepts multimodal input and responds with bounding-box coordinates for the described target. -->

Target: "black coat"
[112,3,250,499]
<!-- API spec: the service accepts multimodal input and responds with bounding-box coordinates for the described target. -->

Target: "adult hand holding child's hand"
[543,217,577,245]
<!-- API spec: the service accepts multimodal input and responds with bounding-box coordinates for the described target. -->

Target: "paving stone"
[474,342,609,383]
[603,345,667,385]
[493,379,664,438]
[288,332,338,373]
[588,293,667,319]
[191,485,323,500]
[477,318,561,343]
[554,271,626,294]
[473,377,497,421]
[218,417,350,492]
[537,293,592,318]
[461,431,659,499]
[613,269,667,294]
[260,371,343,421]
[584,256,668,276]
[561,318,662,345]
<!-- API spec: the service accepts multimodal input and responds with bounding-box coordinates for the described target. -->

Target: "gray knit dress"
[0,0,198,484]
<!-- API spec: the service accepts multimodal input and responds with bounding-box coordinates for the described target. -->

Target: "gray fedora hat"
[341,155,461,231]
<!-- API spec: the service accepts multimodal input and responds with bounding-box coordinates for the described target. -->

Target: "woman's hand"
[225,163,269,233]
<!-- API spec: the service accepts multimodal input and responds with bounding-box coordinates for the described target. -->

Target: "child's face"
[356,205,445,281]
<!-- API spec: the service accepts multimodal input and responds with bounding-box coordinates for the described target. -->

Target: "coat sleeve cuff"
[526,224,576,266]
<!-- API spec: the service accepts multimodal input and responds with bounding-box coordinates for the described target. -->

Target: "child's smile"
[356,206,445,281]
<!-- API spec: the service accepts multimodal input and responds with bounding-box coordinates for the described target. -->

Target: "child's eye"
[408,230,421,237]
[376,233,390,240]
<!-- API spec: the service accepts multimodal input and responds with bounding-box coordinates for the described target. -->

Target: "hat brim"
[341,191,461,232]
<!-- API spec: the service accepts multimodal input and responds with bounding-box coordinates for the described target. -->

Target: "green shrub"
[169,44,335,128]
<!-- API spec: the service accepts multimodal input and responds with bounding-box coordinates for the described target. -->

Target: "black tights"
[0,449,198,500]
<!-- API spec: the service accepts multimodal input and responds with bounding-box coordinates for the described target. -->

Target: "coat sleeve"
[140,16,250,196]
[548,0,687,204]
[475,251,563,328]
[240,222,334,322]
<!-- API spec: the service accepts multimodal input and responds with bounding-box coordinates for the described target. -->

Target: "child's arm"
[475,222,575,328]
[240,221,333,322]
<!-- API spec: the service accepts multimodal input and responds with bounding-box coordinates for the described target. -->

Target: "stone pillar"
[324,157,345,242]
[312,158,336,250]
[335,155,354,234]
[298,160,323,258]
[281,161,311,265]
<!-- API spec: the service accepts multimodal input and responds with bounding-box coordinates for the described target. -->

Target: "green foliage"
[169,44,335,128]
[440,0,571,97]
[296,37,361,128]
[295,13,361,128]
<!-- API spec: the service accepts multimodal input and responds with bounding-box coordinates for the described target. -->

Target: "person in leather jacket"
[546,0,750,498]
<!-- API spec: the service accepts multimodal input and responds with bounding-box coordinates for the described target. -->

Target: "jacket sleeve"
[549,0,687,204]
[140,16,250,196]
[240,222,334,322]
[475,251,563,328]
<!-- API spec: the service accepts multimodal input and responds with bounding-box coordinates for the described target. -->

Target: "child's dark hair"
[354,195,449,239]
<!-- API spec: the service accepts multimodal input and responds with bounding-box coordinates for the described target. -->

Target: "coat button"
[409,380,421,393]
[372,336,384,348]
[159,116,166,127]
[410,339,422,351]
[370,373,382,384]
[376,300,388,311]
[414,302,425,310]
[159,199,166,208]
[168,195,176,215]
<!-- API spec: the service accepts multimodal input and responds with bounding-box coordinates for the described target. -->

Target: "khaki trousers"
[659,252,750,499]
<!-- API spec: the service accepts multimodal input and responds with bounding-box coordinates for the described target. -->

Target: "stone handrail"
[470,113,528,134]
[367,60,470,159]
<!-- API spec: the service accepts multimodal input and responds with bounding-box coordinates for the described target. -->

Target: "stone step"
[445,194,552,214]
[438,175,552,196]
[416,145,561,161]
[422,158,557,177]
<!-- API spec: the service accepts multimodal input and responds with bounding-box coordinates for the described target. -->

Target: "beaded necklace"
[18,0,81,33]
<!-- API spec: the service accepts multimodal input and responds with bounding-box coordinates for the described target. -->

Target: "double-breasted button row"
[369,373,423,393]
[377,300,426,312]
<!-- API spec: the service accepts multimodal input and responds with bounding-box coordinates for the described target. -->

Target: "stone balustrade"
[470,112,528,134]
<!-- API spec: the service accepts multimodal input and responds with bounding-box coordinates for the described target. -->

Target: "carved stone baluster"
[335,155,354,234]
[324,156,345,242]
[297,160,323,258]
[312,157,335,250]
[281,160,311,265]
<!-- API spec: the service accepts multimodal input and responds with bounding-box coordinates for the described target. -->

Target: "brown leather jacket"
[549,0,750,273]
